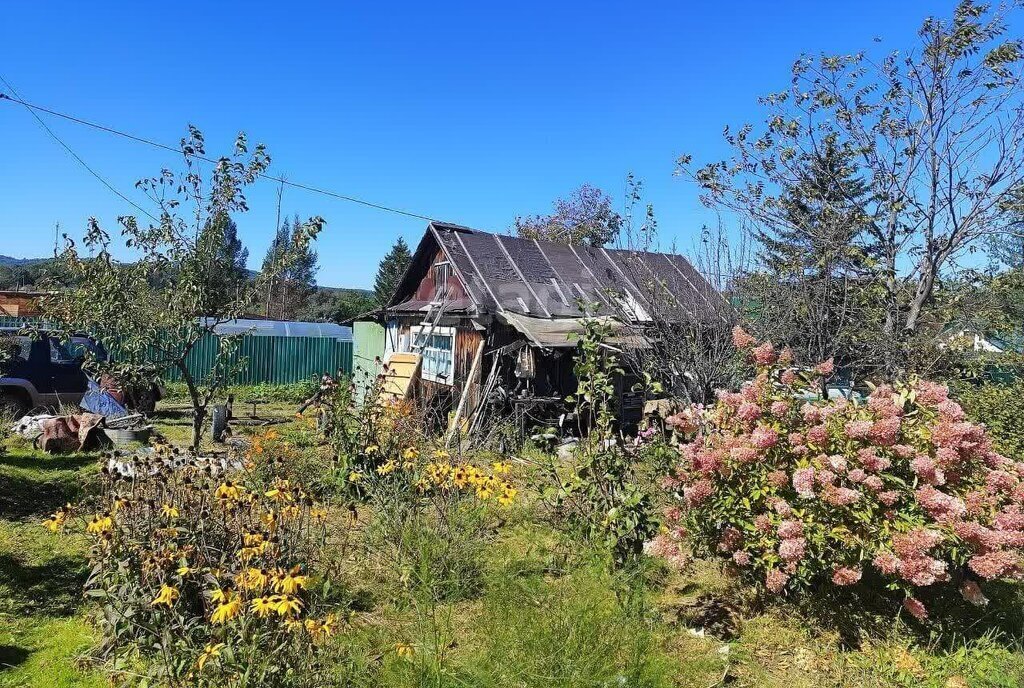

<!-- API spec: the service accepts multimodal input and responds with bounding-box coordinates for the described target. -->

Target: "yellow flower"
[264,488,282,500]
[111,498,130,513]
[492,461,512,475]
[261,510,278,531]
[239,567,269,591]
[434,449,450,459]
[272,568,309,594]
[177,564,195,577]
[376,460,397,475]
[250,596,276,617]
[365,444,380,454]
[211,596,243,624]
[402,446,419,460]
[196,642,225,671]
[151,584,179,607]
[451,465,469,488]
[42,510,67,533]
[396,642,415,658]
[476,476,497,500]
[348,471,363,483]
[209,587,230,604]
[160,503,179,519]
[498,485,518,506]
[86,513,113,535]
[272,594,303,617]
[214,482,245,502]
[310,505,328,522]
[305,614,339,643]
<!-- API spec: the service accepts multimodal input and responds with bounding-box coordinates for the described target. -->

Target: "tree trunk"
[904,266,937,334]
[178,363,205,451]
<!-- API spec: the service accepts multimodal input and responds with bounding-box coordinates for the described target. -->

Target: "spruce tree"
[374,237,412,306]
[749,143,874,375]
[197,213,249,313]
[260,215,319,319]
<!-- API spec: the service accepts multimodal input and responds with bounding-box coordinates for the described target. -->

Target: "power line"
[0,76,159,222]
[0,91,438,223]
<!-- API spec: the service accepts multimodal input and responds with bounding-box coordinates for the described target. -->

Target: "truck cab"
[0,332,102,417]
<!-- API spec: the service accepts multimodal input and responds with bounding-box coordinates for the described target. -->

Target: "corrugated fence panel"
[154,335,352,385]
[0,316,352,384]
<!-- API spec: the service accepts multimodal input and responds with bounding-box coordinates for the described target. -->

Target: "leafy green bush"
[954,381,1024,461]
[663,327,1024,621]
[547,317,657,566]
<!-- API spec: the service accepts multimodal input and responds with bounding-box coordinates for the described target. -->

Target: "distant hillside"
[0,255,367,294]
[0,255,48,267]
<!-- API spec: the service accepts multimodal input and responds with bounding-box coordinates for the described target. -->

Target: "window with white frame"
[411,325,455,384]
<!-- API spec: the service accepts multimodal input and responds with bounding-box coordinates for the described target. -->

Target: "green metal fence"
[1,317,353,385]
[155,333,353,385]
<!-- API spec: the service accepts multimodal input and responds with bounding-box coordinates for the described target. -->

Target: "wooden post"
[446,340,484,446]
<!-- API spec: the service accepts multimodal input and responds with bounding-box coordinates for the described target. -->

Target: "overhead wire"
[0,90,438,222]
[0,75,159,222]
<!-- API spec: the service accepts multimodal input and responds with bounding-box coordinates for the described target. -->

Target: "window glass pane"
[50,339,76,364]
[1,336,31,362]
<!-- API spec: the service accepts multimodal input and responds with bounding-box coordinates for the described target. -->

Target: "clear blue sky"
[0,1,951,289]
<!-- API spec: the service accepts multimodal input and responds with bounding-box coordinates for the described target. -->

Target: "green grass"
[0,444,102,687]
[2,403,1024,687]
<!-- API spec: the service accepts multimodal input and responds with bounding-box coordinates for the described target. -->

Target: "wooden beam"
[446,339,484,446]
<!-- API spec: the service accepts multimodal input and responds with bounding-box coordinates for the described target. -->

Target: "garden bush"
[954,380,1024,461]
[43,439,346,686]
[662,327,1024,620]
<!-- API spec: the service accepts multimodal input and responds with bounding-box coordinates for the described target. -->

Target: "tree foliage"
[41,127,323,449]
[261,214,319,320]
[680,0,1024,372]
[514,184,622,247]
[197,213,249,313]
[373,237,412,307]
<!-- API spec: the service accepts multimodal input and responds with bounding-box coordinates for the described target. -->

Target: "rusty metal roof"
[389,222,720,323]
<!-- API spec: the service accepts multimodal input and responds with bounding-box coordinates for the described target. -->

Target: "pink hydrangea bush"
[663,327,1024,619]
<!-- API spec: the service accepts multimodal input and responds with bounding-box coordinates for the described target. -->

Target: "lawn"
[1,391,1023,687]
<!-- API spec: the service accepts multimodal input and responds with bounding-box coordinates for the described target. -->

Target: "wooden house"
[354,221,720,436]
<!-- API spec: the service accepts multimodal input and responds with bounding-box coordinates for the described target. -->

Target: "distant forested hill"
[0,255,370,322]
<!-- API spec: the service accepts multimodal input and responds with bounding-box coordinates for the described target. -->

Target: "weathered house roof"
[388,222,722,328]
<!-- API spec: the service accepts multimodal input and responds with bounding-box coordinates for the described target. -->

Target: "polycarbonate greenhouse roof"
[204,319,352,340]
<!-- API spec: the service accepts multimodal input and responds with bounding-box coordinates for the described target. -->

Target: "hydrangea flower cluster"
[663,327,1024,620]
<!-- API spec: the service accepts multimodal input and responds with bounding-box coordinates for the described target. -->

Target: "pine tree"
[750,143,874,373]
[197,213,249,313]
[260,215,319,319]
[374,237,412,306]
[757,144,869,278]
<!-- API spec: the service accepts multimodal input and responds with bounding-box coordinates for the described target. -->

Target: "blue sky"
[0,1,951,288]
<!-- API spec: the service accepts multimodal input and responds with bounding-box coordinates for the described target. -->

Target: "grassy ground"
[1,392,1023,686]
[0,443,103,687]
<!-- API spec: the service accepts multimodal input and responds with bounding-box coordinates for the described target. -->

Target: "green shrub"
[954,381,1024,460]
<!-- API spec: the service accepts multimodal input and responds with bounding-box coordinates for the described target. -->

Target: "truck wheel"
[0,390,30,421]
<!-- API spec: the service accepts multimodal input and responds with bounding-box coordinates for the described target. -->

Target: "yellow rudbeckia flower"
[211,596,243,624]
[151,584,179,607]
[272,594,303,617]
[196,642,225,670]
[250,596,276,617]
